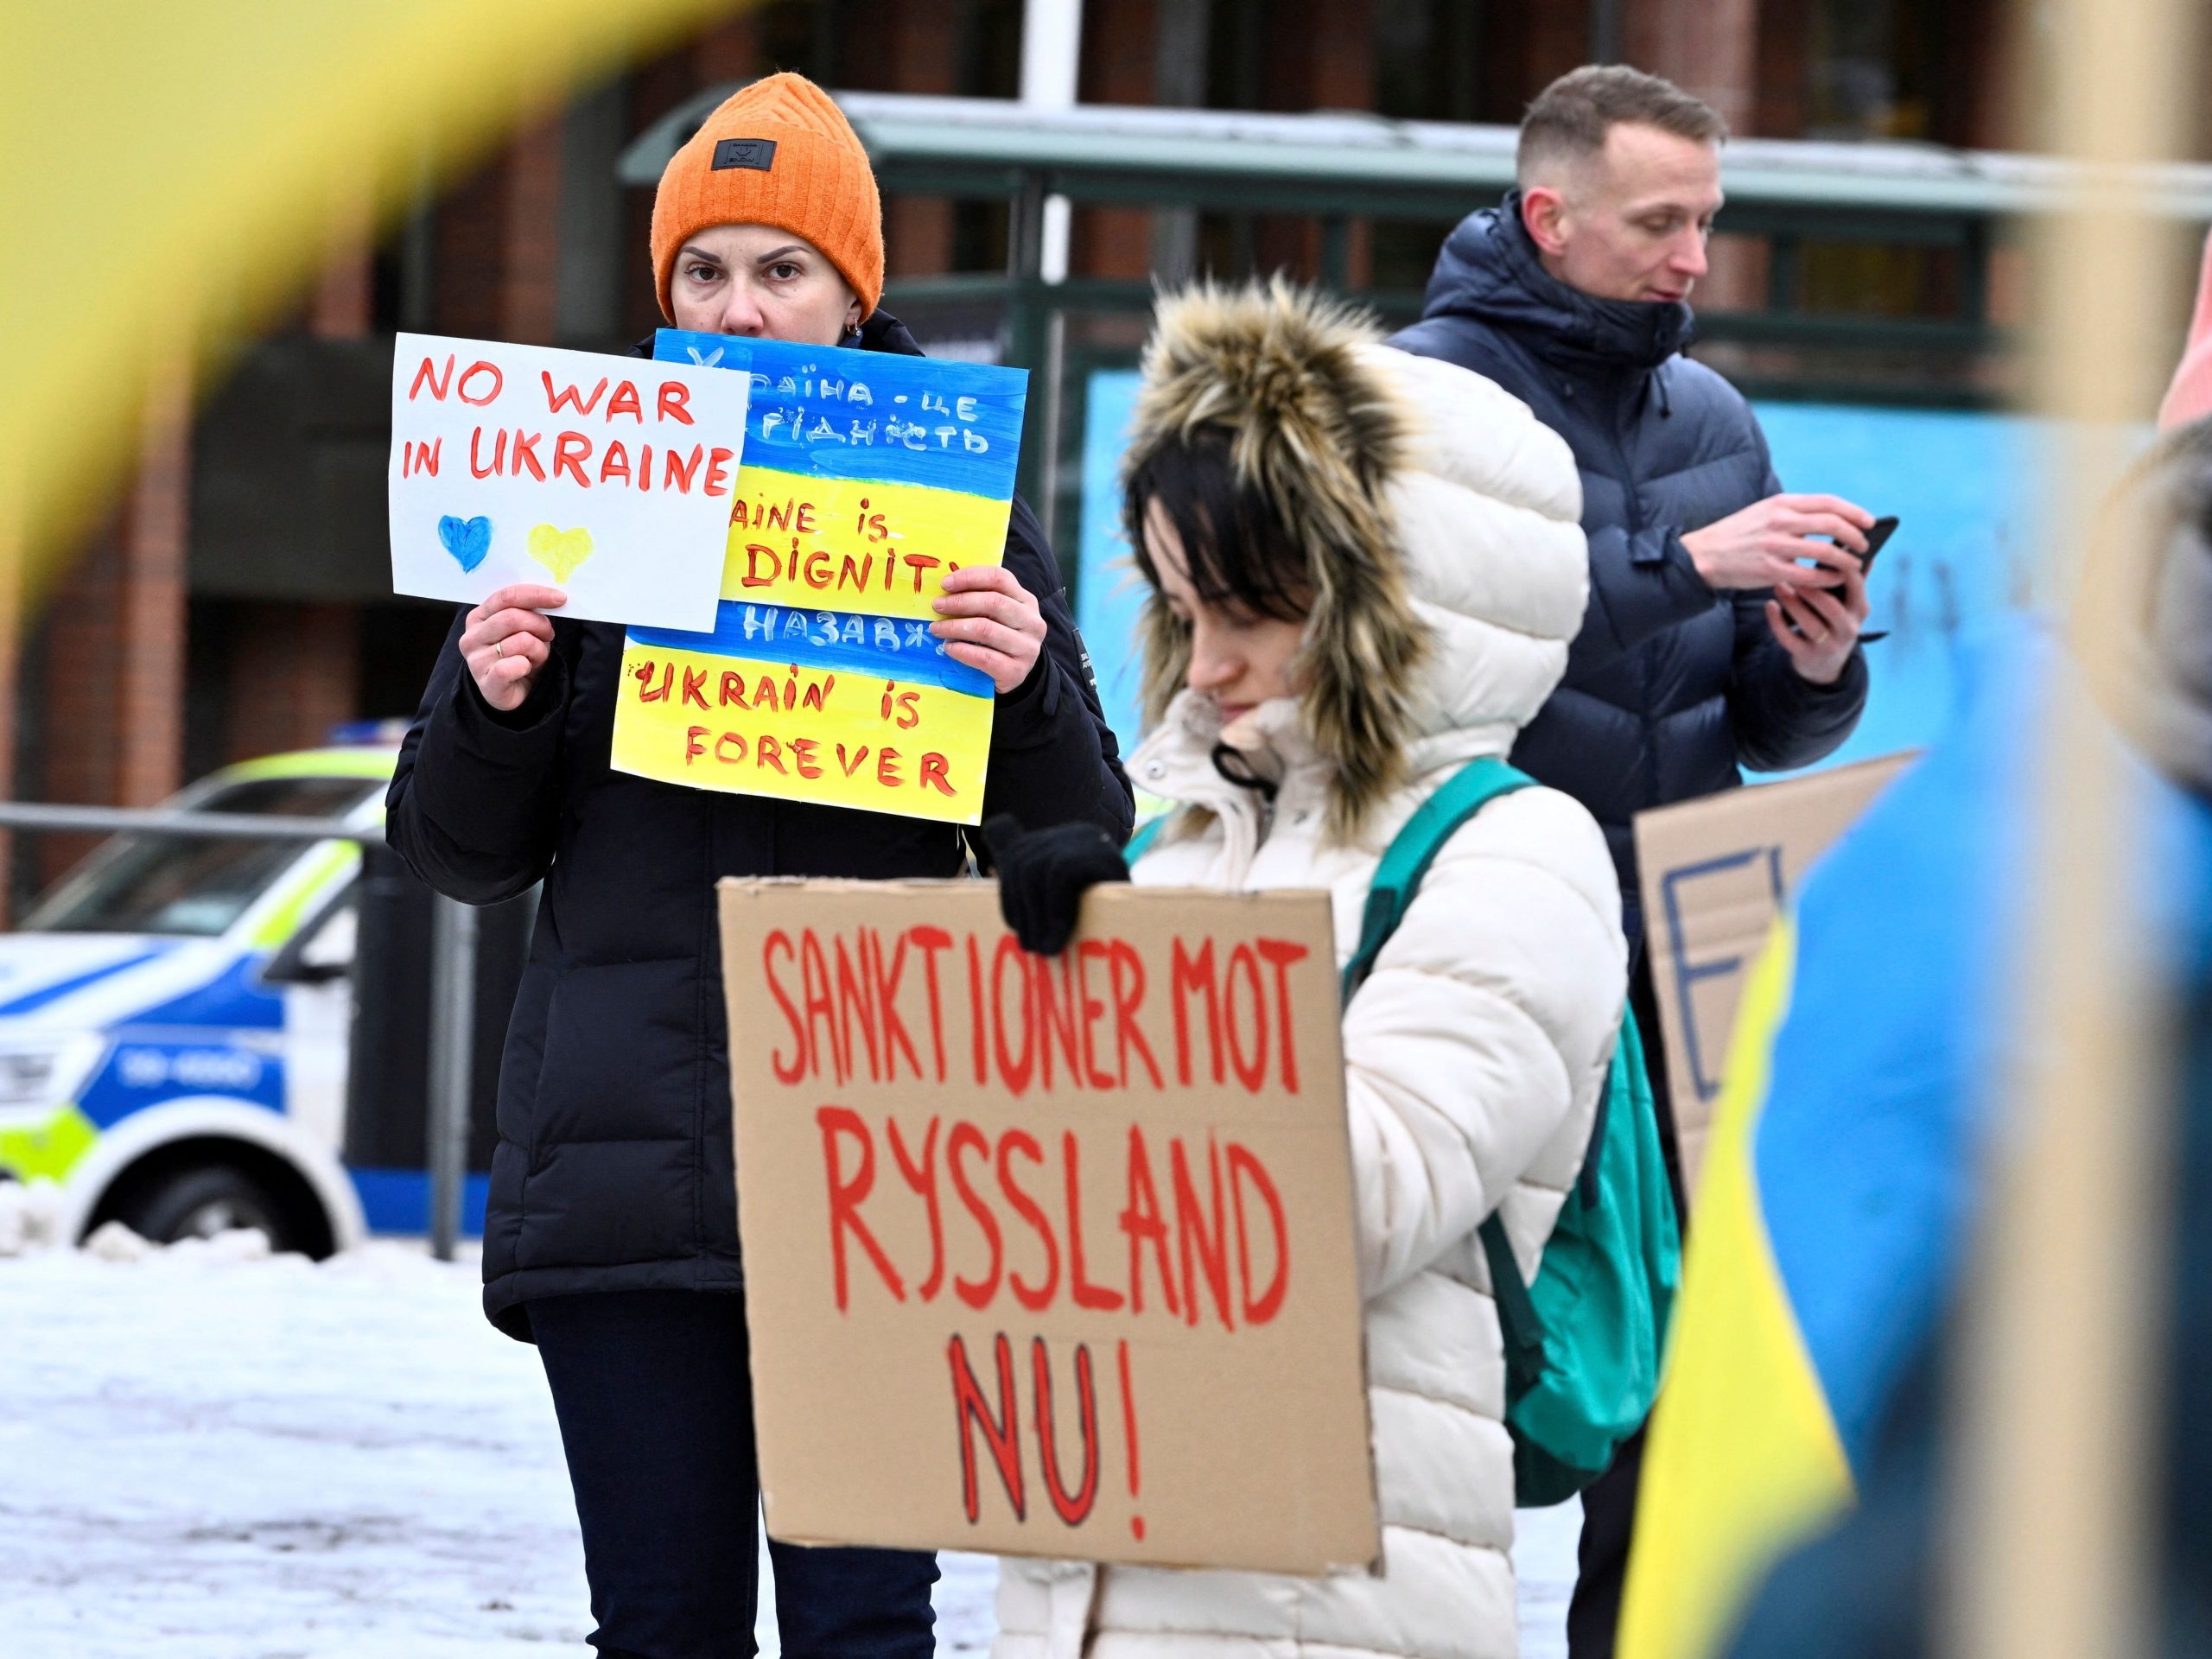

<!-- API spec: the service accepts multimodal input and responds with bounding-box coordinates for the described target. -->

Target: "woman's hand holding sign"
[464,583,567,711]
[931,565,1047,694]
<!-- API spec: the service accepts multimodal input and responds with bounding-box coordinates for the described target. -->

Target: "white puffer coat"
[993,298,1628,1659]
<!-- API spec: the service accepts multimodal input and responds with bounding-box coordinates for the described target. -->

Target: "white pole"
[1948,0,2196,1654]
[1020,0,1081,284]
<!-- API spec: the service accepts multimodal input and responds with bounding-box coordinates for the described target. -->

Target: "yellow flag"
[1,0,748,596]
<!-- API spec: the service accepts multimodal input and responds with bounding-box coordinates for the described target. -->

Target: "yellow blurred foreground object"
[1617,919,1854,1659]
[0,0,748,604]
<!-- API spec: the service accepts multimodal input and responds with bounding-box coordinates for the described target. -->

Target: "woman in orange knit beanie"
[385,71,1132,1659]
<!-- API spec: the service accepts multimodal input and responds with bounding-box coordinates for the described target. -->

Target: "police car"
[0,746,399,1254]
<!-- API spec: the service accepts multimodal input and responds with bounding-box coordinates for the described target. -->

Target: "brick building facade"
[9,0,2018,907]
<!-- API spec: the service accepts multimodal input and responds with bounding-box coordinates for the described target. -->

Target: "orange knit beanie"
[650,73,884,324]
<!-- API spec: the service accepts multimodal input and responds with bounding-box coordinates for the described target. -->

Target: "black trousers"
[1567,952,1683,1659]
[530,1288,939,1659]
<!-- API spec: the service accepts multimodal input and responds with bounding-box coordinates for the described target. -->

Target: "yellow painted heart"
[526,523,594,584]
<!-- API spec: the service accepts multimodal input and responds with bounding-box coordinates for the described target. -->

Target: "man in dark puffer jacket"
[1392,66,1872,939]
[1391,64,1872,1659]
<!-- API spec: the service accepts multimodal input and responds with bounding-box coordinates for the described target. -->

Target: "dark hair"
[1516,65,1728,186]
[1124,427,1312,623]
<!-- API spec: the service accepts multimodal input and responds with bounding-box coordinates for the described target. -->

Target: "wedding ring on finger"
[494,639,505,659]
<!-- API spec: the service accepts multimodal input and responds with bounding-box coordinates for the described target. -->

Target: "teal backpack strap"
[1481,1212,1551,1397]
[1341,756,1536,1004]
[1338,756,1554,1403]
[1332,755,1672,1502]
[1123,816,1167,868]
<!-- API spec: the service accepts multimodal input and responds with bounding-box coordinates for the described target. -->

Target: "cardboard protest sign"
[1633,753,1914,1194]
[612,601,996,821]
[653,329,1027,618]
[387,333,748,630]
[717,880,1380,1574]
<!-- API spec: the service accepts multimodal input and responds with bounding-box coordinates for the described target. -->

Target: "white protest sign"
[387,333,750,631]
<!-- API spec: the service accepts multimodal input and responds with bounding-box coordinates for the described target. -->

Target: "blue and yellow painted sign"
[611,333,1028,824]
[656,328,1027,619]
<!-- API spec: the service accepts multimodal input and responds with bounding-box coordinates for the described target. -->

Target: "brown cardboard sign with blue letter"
[1633,753,1914,1198]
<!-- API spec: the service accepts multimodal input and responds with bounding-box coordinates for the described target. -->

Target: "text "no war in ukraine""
[397,353,737,497]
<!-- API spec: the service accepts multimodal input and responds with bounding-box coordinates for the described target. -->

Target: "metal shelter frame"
[620,89,2212,561]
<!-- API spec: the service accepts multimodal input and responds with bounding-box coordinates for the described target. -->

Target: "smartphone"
[1811,512,1896,576]
[1786,514,1898,641]
[1853,514,1899,577]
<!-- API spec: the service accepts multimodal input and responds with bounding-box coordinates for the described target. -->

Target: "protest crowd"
[347,47,2203,1659]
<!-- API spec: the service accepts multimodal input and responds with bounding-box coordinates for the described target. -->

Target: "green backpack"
[1128,756,1681,1507]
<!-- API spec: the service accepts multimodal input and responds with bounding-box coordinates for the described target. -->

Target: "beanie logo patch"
[710,137,778,173]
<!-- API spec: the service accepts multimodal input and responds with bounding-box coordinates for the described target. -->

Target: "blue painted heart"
[437,515,493,574]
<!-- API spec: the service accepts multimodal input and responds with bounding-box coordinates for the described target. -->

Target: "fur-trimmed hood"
[1123,280,1590,838]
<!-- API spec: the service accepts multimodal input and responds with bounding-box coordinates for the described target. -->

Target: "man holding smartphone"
[1390,62,1872,1659]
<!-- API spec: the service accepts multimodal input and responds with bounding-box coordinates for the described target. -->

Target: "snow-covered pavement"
[0,1236,1577,1657]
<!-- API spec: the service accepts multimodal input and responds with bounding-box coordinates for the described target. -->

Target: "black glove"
[982,813,1130,956]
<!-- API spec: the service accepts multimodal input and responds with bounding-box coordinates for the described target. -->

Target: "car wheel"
[114,1163,294,1249]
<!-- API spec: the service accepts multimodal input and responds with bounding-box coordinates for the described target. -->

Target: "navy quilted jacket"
[1392,196,1868,931]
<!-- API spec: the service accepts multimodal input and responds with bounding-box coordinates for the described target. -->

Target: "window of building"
[1786,0,1994,148]
[1375,0,1485,124]
[1805,0,1937,141]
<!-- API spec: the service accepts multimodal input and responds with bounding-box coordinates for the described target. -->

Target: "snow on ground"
[0,1229,1576,1657]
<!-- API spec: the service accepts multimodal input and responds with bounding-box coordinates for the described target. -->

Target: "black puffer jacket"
[387,312,1134,1338]
[1391,196,1867,928]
